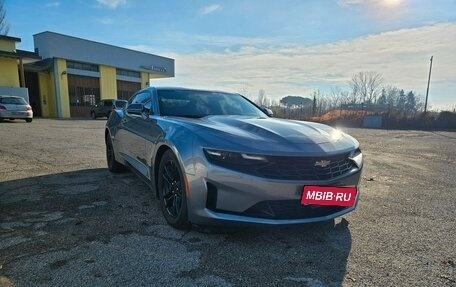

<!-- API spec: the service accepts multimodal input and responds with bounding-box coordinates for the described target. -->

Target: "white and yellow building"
[0,31,174,118]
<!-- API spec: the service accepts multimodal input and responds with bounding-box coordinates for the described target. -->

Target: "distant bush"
[436,112,456,129]
[307,110,456,131]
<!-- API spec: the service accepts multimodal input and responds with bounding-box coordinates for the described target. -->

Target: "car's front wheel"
[158,150,189,229]
[106,135,126,173]
[91,111,96,119]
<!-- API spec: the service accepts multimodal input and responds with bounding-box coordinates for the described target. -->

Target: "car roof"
[0,95,24,98]
[148,86,240,95]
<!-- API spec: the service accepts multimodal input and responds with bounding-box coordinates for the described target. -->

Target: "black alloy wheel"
[106,135,125,173]
[158,150,189,229]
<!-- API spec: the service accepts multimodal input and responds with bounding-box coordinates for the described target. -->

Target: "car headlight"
[204,148,267,167]
[349,148,363,168]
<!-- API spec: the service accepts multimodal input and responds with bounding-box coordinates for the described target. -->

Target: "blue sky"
[4,0,456,110]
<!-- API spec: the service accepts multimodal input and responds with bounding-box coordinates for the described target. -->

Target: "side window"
[143,100,154,114]
[104,100,113,107]
[143,90,159,115]
[128,92,151,105]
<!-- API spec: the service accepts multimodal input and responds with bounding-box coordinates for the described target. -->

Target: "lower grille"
[242,200,346,220]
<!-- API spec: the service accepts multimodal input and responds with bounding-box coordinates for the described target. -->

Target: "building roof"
[0,35,21,42]
[0,49,41,63]
[33,31,174,77]
[17,49,42,59]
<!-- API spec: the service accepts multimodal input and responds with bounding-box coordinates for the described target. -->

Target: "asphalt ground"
[0,118,455,287]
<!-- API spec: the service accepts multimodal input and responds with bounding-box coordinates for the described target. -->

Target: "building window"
[117,68,140,78]
[67,60,99,72]
[68,75,100,117]
[117,80,141,101]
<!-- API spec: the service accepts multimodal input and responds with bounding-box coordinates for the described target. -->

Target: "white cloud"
[45,2,60,7]
[336,0,364,6]
[132,23,456,109]
[201,4,222,15]
[98,17,114,25]
[96,0,126,9]
[337,0,403,9]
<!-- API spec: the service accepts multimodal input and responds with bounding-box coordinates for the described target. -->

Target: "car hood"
[163,116,358,155]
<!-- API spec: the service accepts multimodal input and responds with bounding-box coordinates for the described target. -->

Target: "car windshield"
[0,97,28,105]
[158,90,266,118]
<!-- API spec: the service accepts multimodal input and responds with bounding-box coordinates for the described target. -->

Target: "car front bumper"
[186,165,362,226]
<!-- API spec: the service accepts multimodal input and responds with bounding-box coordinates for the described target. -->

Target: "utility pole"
[424,56,433,115]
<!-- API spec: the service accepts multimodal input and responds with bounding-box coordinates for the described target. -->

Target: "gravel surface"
[0,119,455,287]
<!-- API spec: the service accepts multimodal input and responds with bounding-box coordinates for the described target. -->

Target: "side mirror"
[126,103,144,115]
[126,103,151,120]
[115,100,127,109]
[260,106,274,117]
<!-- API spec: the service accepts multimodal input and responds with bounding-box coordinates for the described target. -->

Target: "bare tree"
[312,90,330,116]
[384,85,400,107]
[347,90,359,105]
[256,89,270,107]
[349,71,384,104]
[0,0,9,35]
[329,87,345,108]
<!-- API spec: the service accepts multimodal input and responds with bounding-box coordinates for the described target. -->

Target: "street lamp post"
[424,56,433,115]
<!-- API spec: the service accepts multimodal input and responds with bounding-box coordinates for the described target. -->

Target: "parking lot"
[0,119,455,287]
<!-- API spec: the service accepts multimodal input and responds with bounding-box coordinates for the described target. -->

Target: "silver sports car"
[105,87,363,228]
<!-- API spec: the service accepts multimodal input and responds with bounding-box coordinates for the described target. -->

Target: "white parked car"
[0,96,34,123]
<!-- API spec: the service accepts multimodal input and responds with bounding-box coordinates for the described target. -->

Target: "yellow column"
[38,72,56,118]
[53,58,70,118]
[0,58,20,87]
[99,65,117,100]
[141,72,150,89]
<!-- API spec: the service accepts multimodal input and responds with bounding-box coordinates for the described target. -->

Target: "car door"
[141,93,164,176]
[116,91,151,177]
[95,101,104,116]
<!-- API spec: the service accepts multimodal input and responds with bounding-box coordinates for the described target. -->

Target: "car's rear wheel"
[106,111,111,118]
[91,111,96,119]
[158,150,189,229]
[25,118,32,123]
[106,135,126,173]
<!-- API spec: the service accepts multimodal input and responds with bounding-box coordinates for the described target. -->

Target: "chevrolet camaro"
[105,87,363,229]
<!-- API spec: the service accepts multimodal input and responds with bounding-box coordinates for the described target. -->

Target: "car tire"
[91,111,96,119]
[158,150,189,229]
[25,118,32,123]
[106,135,126,173]
[106,111,111,119]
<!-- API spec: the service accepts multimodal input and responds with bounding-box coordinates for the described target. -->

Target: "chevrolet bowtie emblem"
[315,160,331,168]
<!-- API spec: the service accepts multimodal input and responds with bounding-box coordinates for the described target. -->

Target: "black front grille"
[243,200,346,220]
[210,153,354,181]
